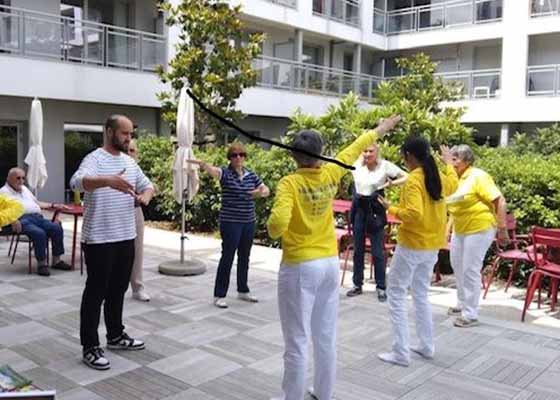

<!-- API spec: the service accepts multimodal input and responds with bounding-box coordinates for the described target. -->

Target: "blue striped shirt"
[70,148,153,244]
[219,166,262,223]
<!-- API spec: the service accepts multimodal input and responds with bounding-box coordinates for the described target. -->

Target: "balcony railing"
[252,56,383,100]
[313,0,360,27]
[436,69,501,99]
[265,0,297,8]
[530,0,560,17]
[527,65,560,96]
[0,4,166,72]
[374,0,502,35]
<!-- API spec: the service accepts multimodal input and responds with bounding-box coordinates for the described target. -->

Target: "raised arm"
[324,115,401,183]
[186,159,221,180]
[70,154,134,195]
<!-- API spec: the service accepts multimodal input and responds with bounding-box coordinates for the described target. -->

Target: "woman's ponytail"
[401,136,443,202]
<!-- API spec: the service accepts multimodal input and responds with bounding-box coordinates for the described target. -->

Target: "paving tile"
[12,299,75,320]
[0,282,27,296]
[202,333,283,365]
[148,348,241,386]
[0,348,38,372]
[196,368,279,400]
[13,276,66,291]
[58,387,107,400]
[49,352,140,386]
[24,366,80,394]
[162,388,220,400]
[126,310,191,333]
[11,335,82,366]
[158,320,238,347]
[0,321,60,346]
[86,366,190,400]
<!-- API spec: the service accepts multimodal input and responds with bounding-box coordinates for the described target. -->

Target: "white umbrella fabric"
[24,98,48,193]
[172,86,199,203]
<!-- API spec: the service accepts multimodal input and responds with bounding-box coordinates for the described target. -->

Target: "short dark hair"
[291,130,323,167]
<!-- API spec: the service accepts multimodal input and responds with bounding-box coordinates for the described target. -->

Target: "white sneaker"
[132,290,150,302]
[377,352,409,367]
[238,292,258,303]
[214,297,228,308]
[410,346,434,360]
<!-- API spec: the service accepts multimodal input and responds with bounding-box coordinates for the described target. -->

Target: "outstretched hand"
[376,115,402,138]
[106,169,135,196]
[440,145,453,165]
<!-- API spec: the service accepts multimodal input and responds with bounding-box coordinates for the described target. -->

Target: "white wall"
[0,96,160,202]
[0,56,164,108]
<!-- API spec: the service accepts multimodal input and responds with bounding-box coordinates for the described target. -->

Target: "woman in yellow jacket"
[267,115,401,400]
[0,194,23,228]
[447,144,508,328]
[377,136,457,367]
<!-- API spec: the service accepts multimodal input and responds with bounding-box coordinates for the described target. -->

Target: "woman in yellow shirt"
[267,115,401,400]
[377,136,457,367]
[447,144,508,328]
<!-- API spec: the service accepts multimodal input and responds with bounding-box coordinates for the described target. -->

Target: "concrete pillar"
[501,0,530,101]
[354,43,362,94]
[294,29,304,63]
[500,123,509,147]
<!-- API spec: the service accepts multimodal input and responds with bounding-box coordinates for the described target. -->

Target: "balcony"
[313,0,361,27]
[437,69,501,99]
[253,56,383,100]
[0,4,166,73]
[527,65,560,96]
[265,0,297,8]
[374,0,502,35]
[530,0,560,17]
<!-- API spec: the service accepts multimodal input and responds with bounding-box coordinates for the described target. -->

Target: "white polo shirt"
[351,159,405,196]
[0,184,42,214]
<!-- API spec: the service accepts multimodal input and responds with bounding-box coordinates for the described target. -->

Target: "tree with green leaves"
[157,0,264,143]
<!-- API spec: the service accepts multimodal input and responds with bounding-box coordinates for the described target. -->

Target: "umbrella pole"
[180,189,186,264]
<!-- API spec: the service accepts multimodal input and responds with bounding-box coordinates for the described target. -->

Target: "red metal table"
[51,204,83,271]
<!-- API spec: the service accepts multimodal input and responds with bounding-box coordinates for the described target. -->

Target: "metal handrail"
[379,0,502,35]
[527,64,560,96]
[0,4,166,73]
[253,56,383,100]
[530,0,560,17]
[436,68,502,99]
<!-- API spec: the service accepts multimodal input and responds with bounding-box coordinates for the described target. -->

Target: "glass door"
[0,122,22,183]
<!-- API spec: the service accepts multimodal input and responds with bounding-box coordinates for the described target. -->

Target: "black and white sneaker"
[83,347,110,370]
[107,332,145,351]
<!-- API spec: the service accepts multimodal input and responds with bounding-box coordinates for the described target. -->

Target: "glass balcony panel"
[530,0,560,16]
[418,7,444,30]
[142,36,165,71]
[528,69,556,95]
[373,10,386,33]
[387,11,415,34]
[445,2,473,26]
[476,0,502,22]
[107,30,138,69]
[0,10,19,51]
[472,73,500,98]
[24,15,62,58]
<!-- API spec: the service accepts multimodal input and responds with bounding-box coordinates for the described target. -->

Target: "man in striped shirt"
[70,115,154,371]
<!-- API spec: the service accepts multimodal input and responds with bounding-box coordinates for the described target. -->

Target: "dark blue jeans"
[11,213,64,263]
[352,207,386,290]
[214,221,255,298]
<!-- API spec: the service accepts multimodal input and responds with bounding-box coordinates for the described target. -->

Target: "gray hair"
[451,144,475,165]
[290,130,324,167]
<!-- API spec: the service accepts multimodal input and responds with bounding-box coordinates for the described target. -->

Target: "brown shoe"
[52,261,72,271]
[454,317,479,328]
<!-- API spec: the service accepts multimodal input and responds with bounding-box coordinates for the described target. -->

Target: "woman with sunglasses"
[190,142,269,309]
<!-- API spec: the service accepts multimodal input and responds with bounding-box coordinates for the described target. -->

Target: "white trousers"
[130,207,145,293]
[450,228,496,320]
[387,245,438,362]
[277,256,339,400]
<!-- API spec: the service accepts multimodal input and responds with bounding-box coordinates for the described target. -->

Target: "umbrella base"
[158,258,207,276]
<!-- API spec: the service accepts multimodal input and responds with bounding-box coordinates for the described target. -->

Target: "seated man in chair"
[0,168,71,276]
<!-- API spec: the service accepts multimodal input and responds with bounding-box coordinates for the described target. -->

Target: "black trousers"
[80,239,135,350]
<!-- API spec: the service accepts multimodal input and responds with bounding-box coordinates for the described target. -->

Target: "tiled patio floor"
[1,225,560,400]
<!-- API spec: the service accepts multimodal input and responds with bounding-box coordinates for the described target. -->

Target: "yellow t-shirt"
[0,194,24,227]
[388,164,458,250]
[267,130,378,265]
[447,167,502,235]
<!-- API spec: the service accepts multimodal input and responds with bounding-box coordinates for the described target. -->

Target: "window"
[303,44,324,66]
[64,125,103,196]
[0,124,18,183]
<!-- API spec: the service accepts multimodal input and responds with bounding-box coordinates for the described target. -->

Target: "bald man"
[0,168,71,276]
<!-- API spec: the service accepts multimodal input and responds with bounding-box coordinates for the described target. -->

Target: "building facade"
[1,0,559,201]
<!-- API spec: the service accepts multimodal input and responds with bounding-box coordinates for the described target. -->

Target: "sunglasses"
[15,176,25,181]
[229,152,247,159]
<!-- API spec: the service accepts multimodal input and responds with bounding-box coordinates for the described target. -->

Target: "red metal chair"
[333,200,352,256]
[483,214,534,299]
[521,227,560,322]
